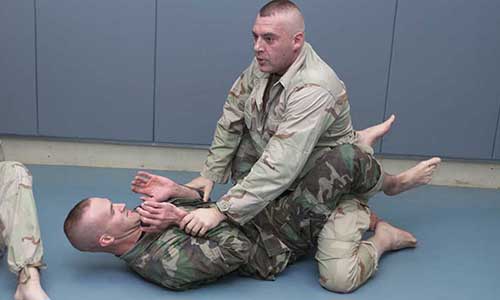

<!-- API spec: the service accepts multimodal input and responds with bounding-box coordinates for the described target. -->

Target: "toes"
[427,157,442,166]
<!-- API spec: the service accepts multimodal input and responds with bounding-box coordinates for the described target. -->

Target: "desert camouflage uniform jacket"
[202,43,356,225]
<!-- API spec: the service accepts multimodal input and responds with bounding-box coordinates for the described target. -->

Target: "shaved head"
[252,1,306,74]
[64,198,104,252]
[259,0,305,36]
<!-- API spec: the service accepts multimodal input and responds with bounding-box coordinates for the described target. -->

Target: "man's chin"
[258,65,273,73]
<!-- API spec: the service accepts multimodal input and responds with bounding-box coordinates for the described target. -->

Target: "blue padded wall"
[0,0,37,135]
[36,0,155,141]
[298,0,396,152]
[495,109,500,159]
[382,0,500,159]
[154,0,267,145]
[155,0,396,147]
[2,0,500,161]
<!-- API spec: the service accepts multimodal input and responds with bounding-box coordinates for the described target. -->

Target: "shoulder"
[288,44,345,97]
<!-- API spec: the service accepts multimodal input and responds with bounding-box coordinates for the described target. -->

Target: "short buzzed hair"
[259,0,305,35]
[64,198,100,251]
[259,0,302,18]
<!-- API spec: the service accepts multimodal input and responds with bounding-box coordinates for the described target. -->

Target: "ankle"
[382,175,399,195]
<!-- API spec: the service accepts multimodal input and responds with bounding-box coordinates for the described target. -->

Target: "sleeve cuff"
[201,167,230,184]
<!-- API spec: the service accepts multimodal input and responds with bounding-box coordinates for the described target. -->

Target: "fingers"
[203,186,211,202]
[184,219,207,237]
[139,201,175,215]
[179,213,195,230]
[202,181,214,202]
[140,195,155,202]
[132,175,150,186]
[185,220,195,234]
[136,206,159,219]
[136,171,153,179]
[139,215,162,227]
[141,201,164,209]
[132,177,148,185]
[179,210,213,236]
[198,226,209,237]
[186,221,202,236]
[132,171,154,187]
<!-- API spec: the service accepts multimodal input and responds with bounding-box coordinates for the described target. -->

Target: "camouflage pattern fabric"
[0,162,45,279]
[201,43,358,225]
[241,143,382,261]
[121,198,260,290]
[121,143,382,290]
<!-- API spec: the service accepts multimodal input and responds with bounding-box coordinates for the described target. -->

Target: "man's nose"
[254,37,263,53]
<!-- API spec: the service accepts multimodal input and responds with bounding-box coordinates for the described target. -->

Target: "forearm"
[171,184,202,200]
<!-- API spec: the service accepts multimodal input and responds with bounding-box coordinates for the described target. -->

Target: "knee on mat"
[318,259,359,293]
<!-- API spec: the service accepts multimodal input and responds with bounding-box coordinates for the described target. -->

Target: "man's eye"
[265,37,273,43]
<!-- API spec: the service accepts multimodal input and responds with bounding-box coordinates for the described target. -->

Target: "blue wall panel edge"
[493,98,500,159]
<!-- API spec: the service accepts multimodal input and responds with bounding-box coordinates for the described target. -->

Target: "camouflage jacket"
[202,43,356,224]
[120,198,290,290]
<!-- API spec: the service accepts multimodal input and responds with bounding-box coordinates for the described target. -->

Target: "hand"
[185,176,214,202]
[136,201,188,233]
[179,207,226,237]
[131,171,176,202]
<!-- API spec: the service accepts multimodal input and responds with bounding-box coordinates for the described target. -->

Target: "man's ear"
[293,32,304,51]
[99,234,115,247]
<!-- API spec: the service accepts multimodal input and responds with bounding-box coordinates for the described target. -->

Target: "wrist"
[213,207,227,221]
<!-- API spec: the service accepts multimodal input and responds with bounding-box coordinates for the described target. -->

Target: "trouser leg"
[0,161,45,278]
[315,197,378,293]
[297,143,383,210]
[248,144,383,257]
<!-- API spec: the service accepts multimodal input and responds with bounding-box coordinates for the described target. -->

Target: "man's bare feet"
[383,157,442,196]
[370,221,417,259]
[357,114,396,147]
[14,267,49,300]
[376,221,417,250]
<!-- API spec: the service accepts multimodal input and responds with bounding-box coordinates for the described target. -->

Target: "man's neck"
[112,228,143,256]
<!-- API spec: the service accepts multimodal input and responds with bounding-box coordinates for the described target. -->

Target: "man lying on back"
[64,140,436,291]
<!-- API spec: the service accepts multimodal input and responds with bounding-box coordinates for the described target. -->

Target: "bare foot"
[14,267,49,300]
[375,221,417,252]
[131,171,177,202]
[384,157,441,196]
[357,114,395,147]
